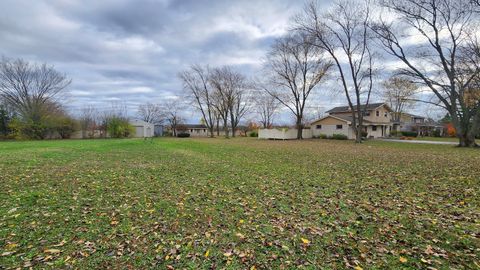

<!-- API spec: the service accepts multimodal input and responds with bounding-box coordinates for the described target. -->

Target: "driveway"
[379,139,458,145]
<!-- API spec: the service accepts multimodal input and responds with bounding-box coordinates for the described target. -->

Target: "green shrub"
[249,131,258,137]
[432,129,442,137]
[331,133,348,140]
[361,131,368,138]
[177,132,190,138]
[106,116,134,138]
[48,115,78,139]
[401,131,418,137]
[319,134,328,139]
[390,130,400,137]
[8,118,48,140]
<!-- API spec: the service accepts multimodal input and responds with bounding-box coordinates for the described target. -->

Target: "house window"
[316,124,322,129]
[384,112,388,117]
[376,111,380,117]
[190,129,193,132]
[336,124,343,129]
[372,126,377,131]
[364,112,370,116]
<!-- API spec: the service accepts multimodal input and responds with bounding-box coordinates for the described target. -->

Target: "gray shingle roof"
[179,124,207,129]
[326,102,387,114]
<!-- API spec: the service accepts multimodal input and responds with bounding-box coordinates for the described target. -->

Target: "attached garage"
[311,115,354,139]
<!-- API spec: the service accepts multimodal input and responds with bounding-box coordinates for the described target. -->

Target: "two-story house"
[310,103,393,139]
[393,113,444,136]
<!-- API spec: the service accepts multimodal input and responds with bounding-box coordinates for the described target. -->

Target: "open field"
[0,138,479,269]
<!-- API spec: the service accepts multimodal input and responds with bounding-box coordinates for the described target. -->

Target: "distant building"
[393,113,443,136]
[129,120,154,138]
[154,124,164,137]
[175,124,209,137]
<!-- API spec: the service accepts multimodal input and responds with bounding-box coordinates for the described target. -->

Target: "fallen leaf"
[5,243,18,250]
[399,256,408,263]
[44,249,61,254]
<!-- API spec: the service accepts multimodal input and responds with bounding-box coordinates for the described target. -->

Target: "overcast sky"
[0,0,444,123]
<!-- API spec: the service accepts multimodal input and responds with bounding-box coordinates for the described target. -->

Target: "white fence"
[258,128,312,140]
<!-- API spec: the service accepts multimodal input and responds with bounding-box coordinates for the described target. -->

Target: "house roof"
[311,114,352,125]
[311,114,389,126]
[400,112,426,119]
[130,119,154,126]
[326,102,390,114]
[178,124,207,129]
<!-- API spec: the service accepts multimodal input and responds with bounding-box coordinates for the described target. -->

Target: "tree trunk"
[209,127,214,138]
[458,132,477,147]
[296,117,303,140]
[223,118,229,138]
[229,111,236,138]
[452,115,478,147]
[355,127,362,143]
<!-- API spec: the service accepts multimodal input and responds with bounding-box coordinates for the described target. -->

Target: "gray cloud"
[0,0,439,123]
[0,0,306,116]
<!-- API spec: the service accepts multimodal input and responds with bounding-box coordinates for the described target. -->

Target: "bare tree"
[296,0,376,143]
[382,76,418,124]
[0,101,14,136]
[263,32,331,139]
[0,58,71,123]
[372,0,480,147]
[214,108,222,136]
[79,105,98,138]
[209,66,249,138]
[162,100,184,137]
[253,89,280,128]
[179,65,216,137]
[229,79,250,137]
[137,102,164,124]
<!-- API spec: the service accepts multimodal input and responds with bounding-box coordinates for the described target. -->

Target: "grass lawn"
[0,138,479,269]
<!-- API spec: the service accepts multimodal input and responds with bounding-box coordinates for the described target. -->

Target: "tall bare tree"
[209,66,249,138]
[263,32,331,139]
[179,65,216,137]
[137,102,164,124]
[162,100,184,137]
[253,90,280,128]
[373,0,480,147]
[0,58,71,123]
[382,76,418,124]
[296,0,376,143]
[79,105,98,138]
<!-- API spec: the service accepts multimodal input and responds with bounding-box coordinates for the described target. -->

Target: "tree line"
[1,0,479,146]
[181,0,479,146]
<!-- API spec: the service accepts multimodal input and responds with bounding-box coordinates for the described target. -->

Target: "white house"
[130,120,154,138]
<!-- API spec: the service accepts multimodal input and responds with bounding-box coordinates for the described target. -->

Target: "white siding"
[130,120,155,138]
[312,124,354,139]
[135,126,144,137]
[258,128,312,139]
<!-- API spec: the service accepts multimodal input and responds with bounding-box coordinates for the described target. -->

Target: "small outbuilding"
[129,120,154,138]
